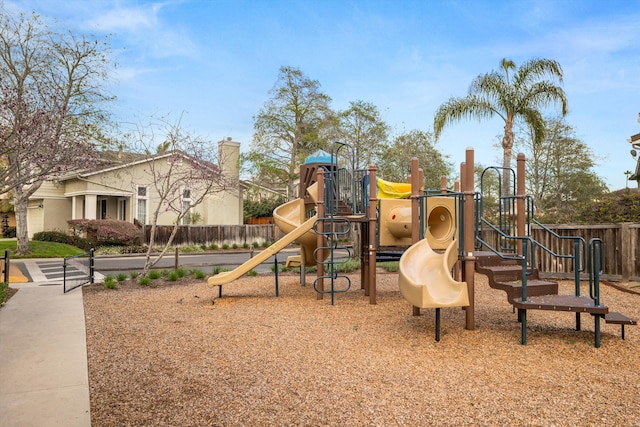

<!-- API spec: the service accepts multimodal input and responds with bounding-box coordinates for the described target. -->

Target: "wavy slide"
[207,184,319,287]
[398,238,469,308]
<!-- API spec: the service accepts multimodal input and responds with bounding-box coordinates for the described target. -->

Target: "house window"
[182,188,192,225]
[136,186,148,224]
[118,199,127,221]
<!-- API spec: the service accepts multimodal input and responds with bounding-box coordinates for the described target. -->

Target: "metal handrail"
[525,195,587,295]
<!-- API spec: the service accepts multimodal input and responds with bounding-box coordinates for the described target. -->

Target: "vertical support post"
[3,249,9,283]
[516,153,526,256]
[520,309,527,345]
[410,158,421,316]
[316,168,325,300]
[360,221,368,290]
[175,247,179,270]
[453,180,462,282]
[89,248,95,284]
[274,254,279,297]
[435,308,441,342]
[368,165,378,304]
[463,148,476,330]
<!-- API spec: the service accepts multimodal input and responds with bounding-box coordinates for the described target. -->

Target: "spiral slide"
[398,238,469,309]
[207,184,319,287]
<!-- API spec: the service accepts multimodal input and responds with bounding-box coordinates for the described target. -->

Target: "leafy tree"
[333,100,389,171]
[433,58,568,195]
[376,129,452,189]
[514,116,607,222]
[247,66,333,199]
[0,10,113,254]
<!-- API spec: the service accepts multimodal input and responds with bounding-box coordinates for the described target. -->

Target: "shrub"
[167,271,179,281]
[212,266,229,275]
[262,241,270,248]
[68,219,141,247]
[139,277,151,286]
[243,242,250,249]
[32,230,93,251]
[252,242,259,248]
[192,269,206,279]
[209,243,219,250]
[176,268,187,278]
[148,270,161,280]
[2,226,16,238]
[247,270,258,276]
[222,243,229,250]
[129,271,140,280]
[116,273,128,282]
[232,243,238,249]
[103,275,117,289]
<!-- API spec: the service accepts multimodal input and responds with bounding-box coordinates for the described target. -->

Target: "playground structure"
[208,143,636,347]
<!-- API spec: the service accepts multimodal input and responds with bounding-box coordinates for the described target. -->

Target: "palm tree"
[434,58,568,194]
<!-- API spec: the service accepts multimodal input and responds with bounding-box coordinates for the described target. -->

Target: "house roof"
[58,149,218,181]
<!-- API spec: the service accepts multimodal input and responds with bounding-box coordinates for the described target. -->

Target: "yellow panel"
[377,178,412,199]
[379,199,413,247]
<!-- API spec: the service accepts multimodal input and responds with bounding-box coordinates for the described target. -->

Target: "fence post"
[620,223,632,280]
[90,248,95,284]
[3,249,9,283]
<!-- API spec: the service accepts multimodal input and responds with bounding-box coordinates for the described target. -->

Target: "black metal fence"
[63,249,94,293]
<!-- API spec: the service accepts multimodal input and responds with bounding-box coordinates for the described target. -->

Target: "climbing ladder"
[311,142,358,305]
[474,166,636,347]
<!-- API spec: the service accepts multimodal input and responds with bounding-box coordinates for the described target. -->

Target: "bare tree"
[125,116,237,275]
[0,9,113,254]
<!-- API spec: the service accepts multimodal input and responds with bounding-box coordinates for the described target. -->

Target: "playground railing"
[525,196,586,296]
[475,217,537,288]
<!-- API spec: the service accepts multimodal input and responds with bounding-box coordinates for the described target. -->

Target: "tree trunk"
[501,120,515,196]
[13,187,31,256]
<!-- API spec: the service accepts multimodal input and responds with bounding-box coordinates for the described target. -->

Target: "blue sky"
[6,0,640,189]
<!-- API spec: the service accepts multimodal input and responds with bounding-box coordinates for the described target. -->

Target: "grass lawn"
[0,240,85,258]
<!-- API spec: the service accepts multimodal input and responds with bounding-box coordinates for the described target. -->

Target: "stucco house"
[18,138,242,238]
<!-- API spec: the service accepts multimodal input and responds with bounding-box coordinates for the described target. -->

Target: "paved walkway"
[0,281,91,427]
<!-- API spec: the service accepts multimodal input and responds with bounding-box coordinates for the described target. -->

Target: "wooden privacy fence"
[143,224,282,247]
[478,223,640,281]
[145,223,640,280]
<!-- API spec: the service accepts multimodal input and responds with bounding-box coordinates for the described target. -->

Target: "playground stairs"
[474,251,558,303]
[474,250,636,346]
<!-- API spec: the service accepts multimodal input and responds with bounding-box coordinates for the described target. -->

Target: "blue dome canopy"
[303,149,334,164]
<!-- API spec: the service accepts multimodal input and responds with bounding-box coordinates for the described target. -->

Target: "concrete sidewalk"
[0,282,91,427]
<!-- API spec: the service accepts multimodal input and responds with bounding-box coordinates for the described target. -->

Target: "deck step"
[605,312,637,325]
[493,279,559,303]
[512,294,608,314]
[605,312,636,339]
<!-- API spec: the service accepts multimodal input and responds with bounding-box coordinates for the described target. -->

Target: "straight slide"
[398,238,469,308]
[207,216,316,287]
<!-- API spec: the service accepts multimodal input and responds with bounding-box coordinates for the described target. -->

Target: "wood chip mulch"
[83,273,640,426]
